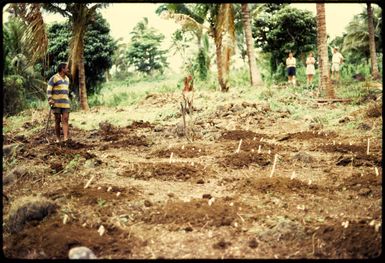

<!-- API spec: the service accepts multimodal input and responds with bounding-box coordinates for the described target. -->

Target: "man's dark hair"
[57,63,67,73]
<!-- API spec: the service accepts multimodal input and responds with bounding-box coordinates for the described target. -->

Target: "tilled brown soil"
[2,105,382,259]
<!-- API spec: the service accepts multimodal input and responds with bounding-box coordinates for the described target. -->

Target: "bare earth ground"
[2,91,382,259]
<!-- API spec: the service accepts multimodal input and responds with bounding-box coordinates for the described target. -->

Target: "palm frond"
[8,4,48,66]
[161,11,209,35]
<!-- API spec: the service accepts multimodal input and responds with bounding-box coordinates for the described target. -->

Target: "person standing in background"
[331,47,344,82]
[286,52,296,86]
[306,51,316,86]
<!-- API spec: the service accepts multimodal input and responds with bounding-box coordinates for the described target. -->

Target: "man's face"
[63,65,69,75]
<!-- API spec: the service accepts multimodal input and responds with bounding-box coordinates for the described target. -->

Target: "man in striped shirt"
[47,63,71,142]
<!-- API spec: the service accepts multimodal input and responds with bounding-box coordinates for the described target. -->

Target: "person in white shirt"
[286,52,296,85]
[331,47,344,82]
[306,51,316,86]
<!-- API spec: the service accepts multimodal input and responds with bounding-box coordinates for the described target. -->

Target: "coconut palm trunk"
[241,3,262,87]
[316,3,334,99]
[68,5,90,111]
[367,3,379,80]
[214,36,227,91]
[213,4,235,92]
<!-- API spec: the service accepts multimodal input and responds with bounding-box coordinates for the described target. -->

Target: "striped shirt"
[47,73,70,109]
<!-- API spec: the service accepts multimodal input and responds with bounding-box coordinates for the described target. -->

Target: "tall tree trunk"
[316,3,334,99]
[69,6,90,111]
[213,3,235,92]
[241,3,262,87]
[214,36,227,91]
[367,3,379,80]
[78,43,89,110]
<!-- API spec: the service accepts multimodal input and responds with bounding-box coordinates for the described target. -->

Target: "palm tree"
[367,3,379,79]
[316,3,334,99]
[241,3,262,87]
[43,3,108,111]
[210,4,235,92]
[342,6,382,59]
[158,3,236,92]
[7,3,48,66]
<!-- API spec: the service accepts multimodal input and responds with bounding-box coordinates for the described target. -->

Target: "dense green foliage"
[126,18,168,75]
[328,5,382,81]
[46,13,117,94]
[252,5,317,78]
[3,17,46,115]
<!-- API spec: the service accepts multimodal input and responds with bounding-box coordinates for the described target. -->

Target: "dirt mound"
[126,120,154,129]
[43,185,139,206]
[140,198,247,228]
[234,176,321,195]
[366,102,382,118]
[45,143,89,157]
[30,128,50,145]
[314,221,381,258]
[285,131,337,141]
[221,152,272,168]
[110,135,149,147]
[336,153,382,167]
[337,173,382,197]
[223,140,287,154]
[120,162,206,181]
[219,130,268,141]
[153,144,208,158]
[6,196,58,234]
[3,215,142,259]
[318,144,370,154]
[99,121,116,133]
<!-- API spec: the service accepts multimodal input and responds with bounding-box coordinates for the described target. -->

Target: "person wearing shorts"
[331,47,344,82]
[47,63,71,142]
[306,51,316,86]
[286,52,296,85]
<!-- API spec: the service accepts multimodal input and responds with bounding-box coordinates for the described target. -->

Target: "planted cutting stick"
[308,179,312,185]
[349,142,352,146]
[333,140,336,145]
[251,149,255,153]
[258,145,262,153]
[84,175,95,189]
[253,137,256,141]
[290,171,296,180]
[98,225,106,236]
[63,214,69,225]
[169,152,174,163]
[116,192,121,197]
[235,139,243,153]
[260,137,264,142]
[107,186,112,192]
[375,167,379,176]
[198,149,201,152]
[237,213,245,223]
[181,145,185,150]
[268,149,271,155]
[269,154,278,177]
[367,138,370,155]
[341,221,349,228]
